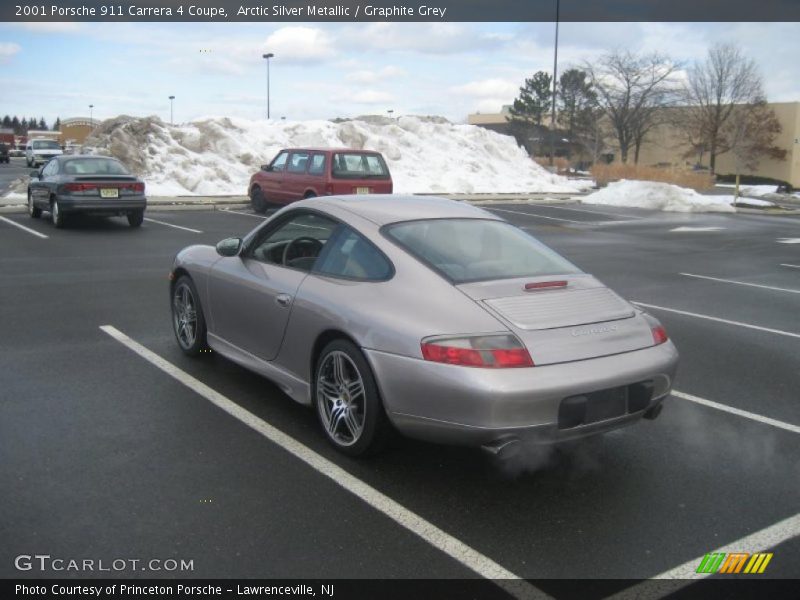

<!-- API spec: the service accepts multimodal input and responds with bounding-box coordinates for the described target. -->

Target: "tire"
[50,199,65,228]
[127,210,144,227]
[304,191,317,199]
[171,276,209,356]
[250,186,268,214]
[26,158,32,168]
[28,191,41,219]
[313,339,391,457]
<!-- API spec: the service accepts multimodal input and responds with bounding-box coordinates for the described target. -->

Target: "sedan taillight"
[421,334,534,368]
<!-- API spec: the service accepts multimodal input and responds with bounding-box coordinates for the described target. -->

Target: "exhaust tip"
[481,437,522,460]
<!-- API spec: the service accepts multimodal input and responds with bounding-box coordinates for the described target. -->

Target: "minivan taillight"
[651,325,668,345]
[421,334,534,368]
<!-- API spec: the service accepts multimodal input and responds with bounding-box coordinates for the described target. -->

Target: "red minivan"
[248,147,393,213]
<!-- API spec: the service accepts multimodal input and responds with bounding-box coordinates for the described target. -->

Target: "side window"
[286,152,310,174]
[248,212,338,272]
[42,160,58,177]
[315,227,393,281]
[308,154,326,176]
[270,151,289,171]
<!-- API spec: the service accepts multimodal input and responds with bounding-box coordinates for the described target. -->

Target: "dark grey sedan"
[28,155,147,228]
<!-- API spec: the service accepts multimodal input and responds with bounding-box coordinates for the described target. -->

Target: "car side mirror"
[30,170,40,179]
[261,164,272,172]
[216,237,242,257]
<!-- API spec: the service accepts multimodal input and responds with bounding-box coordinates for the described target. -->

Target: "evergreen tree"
[39,117,47,130]
[2,115,10,128]
[53,117,61,131]
[11,116,21,135]
[509,71,553,126]
[557,69,599,159]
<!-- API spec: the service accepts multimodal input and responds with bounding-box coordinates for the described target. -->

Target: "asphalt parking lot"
[1,201,799,596]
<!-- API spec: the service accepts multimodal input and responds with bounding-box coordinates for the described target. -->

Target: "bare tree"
[723,101,786,199]
[679,43,763,173]
[585,50,680,163]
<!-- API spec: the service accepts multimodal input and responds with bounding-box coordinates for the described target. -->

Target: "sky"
[0,21,798,125]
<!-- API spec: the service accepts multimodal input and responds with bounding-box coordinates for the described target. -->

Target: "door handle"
[275,293,293,307]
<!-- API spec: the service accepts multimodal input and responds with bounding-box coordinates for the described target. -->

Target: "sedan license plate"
[355,187,370,194]
[100,188,119,198]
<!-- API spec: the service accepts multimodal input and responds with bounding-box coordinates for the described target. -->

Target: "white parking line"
[633,301,800,340]
[99,325,548,600]
[780,263,800,269]
[672,390,800,435]
[486,207,582,224]
[605,512,800,598]
[220,208,268,219]
[0,216,49,239]
[143,217,203,233]
[680,272,800,294]
[541,205,645,219]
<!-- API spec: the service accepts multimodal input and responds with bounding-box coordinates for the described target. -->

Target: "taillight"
[63,182,98,192]
[651,325,668,345]
[421,334,534,368]
[133,182,145,193]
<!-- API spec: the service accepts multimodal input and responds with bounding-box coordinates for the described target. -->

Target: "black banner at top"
[3,0,800,22]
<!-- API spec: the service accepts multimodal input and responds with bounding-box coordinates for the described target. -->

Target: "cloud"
[342,23,506,55]
[349,90,394,104]
[345,65,405,83]
[452,78,519,99]
[12,22,83,33]
[0,42,21,63]
[262,26,335,63]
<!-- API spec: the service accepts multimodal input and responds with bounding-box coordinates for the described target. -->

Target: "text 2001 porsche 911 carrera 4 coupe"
[170,195,678,456]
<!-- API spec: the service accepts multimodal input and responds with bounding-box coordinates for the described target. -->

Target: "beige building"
[468,102,800,187]
[59,117,96,146]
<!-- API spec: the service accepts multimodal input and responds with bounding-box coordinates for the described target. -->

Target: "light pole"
[549,0,560,167]
[387,109,394,119]
[89,104,94,127]
[262,53,274,119]
[169,95,175,125]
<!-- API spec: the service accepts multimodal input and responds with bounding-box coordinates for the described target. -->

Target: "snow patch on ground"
[81,115,589,196]
[716,184,779,197]
[583,180,736,213]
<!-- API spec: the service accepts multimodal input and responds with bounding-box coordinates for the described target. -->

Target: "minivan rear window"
[332,153,389,179]
[32,140,61,150]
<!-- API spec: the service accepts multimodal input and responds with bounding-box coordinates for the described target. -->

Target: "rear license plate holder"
[100,188,119,198]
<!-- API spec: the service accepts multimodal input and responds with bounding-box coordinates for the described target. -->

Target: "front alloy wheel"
[171,276,208,355]
[314,340,391,456]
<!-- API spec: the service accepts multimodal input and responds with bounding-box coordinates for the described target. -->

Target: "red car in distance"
[248,148,393,213]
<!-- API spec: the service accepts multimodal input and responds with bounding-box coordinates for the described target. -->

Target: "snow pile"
[82,115,587,196]
[582,180,736,213]
[716,184,779,198]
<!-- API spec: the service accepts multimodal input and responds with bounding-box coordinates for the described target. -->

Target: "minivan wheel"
[171,276,208,356]
[250,186,267,214]
[28,192,41,218]
[313,339,391,457]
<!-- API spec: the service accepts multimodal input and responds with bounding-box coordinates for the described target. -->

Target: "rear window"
[32,140,61,150]
[63,158,130,175]
[331,153,389,179]
[385,218,582,284]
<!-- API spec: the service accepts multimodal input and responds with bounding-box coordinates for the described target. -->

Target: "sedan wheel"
[171,276,208,355]
[28,192,41,218]
[314,340,390,456]
[50,200,65,228]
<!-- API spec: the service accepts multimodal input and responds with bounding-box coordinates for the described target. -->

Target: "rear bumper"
[364,341,679,446]
[56,195,147,215]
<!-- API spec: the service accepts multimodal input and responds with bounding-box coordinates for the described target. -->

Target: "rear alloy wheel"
[50,199,65,228]
[250,186,268,214]
[171,276,208,356]
[127,210,144,228]
[314,340,390,456]
[28,192,41,218]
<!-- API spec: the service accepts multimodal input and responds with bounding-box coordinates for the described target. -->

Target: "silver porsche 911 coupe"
[170,195,678,457]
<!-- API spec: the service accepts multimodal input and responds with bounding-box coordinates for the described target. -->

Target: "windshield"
[63,158,130,175]
[32,140,61,150]
[385,218,583,283]
[331,153,389,179]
